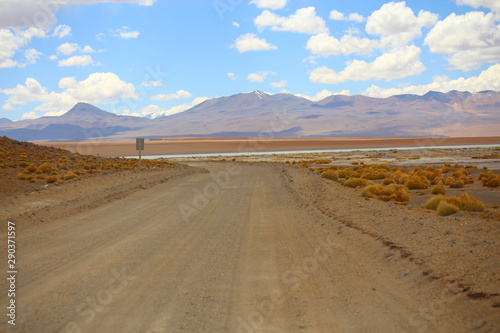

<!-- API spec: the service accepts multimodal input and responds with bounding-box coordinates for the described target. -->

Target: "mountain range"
[0,90,499,142]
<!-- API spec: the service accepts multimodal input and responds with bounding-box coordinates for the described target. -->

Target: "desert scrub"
[361,184,410,203]
[404,175,429,189]
[422,195,445,210]
[446,193,485,212]
[343,178,373,188]
[321,170,338,181]
[449,179,465,188]
[422,193,485,213]
[63,172,78,180]
[36,163,54,174]
[436,201,460,216]
[431,180,446,195]
[45,175,58,183]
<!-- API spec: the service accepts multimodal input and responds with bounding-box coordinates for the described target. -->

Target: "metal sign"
[136,138,145,151]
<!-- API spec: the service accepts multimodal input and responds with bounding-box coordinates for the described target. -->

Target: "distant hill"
[0,90,499,141]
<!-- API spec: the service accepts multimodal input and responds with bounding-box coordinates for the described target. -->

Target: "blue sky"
[0,0,499,121]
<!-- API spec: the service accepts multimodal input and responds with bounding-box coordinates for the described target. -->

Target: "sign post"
[136,138,144,169]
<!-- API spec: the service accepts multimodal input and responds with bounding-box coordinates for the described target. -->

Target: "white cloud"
[250,0,287,10]
[424,11,500,71]
[126,97,208,118]
[231,33,277,52]
[0,27,46,68]
[363,63,500,98]
[120,30,139,39]
[0,72,138,114]
[57,42,79,55]
[247,71,275,83]
[310,46,425,84]
[232,22,240,28]
[58,55,94,67]
[271,80,287,88]
[140,81,163,87]
[306,33,378,56]
[455,0,500,13]
[0,0,155,29]
[255,7,328,34]
[227,72,239,80]
[295,89,351,101]
[48,55,58,61]
[366,1,438,47]
[151,90,192,101]
[82,45,96,53]
[329,10,365,22]
[52,25,71,38]
[22,112,37,119]
[329,10,345,21]
[348,13,365,23]
[24,48,42,65]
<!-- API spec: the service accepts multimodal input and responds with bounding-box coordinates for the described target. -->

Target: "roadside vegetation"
[0,136,176,186]
[311,162,495,217]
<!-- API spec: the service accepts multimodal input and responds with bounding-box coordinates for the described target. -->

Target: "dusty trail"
[2,163,496,332]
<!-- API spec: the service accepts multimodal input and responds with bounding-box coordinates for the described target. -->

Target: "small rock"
[474,320,485,329]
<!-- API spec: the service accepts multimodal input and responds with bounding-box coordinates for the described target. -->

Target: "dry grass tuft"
[361,184,410,203]
[436,201,460,216]
[422,195,445,210]
[431,180,446,195]
[343,178,373,188]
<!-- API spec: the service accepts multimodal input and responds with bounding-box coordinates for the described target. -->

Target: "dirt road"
[3,163,497,332]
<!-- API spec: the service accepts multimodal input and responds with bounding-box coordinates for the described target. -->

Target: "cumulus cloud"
[310,46,425,84]
[114,26,140,39]
[151,90,192,101]
[254,7,328,34]
[227,72,239,80]
[306,33,378,56]
[366,1,438,47]
[271,80,287,88]
[295,89,351,101]
[140,81,163,87]
[0,72,138,114]
[363,63,500,98]
[250,0,287,10]
[57,42,79,55]
[329,10,365,22]
[52,25,71,38]
[58,55,94,67]
[0,0,155,29]
[424,11,500,71]
[82,45,96,53]
[247,71,275,83]
[230,33,277,52]
[122,97,209,118]
[455,0,500,13]
[0,27,46,68]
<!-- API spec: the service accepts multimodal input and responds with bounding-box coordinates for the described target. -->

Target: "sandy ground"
[38,136,500,157]
[1,162,499,332]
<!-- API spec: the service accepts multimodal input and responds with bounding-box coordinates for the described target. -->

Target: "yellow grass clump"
[343,178,373,188]
[361,184,410,203]
[436,201,460,216]
[422,195,445,210]
[322,170,338,181]
[446,193,485,212]
[431,180,446,195]
[423,193,485,213]
[45,175,58,183]
[404,175,429,189]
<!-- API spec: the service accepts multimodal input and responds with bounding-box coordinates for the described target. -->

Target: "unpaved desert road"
[3,163,486,332]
